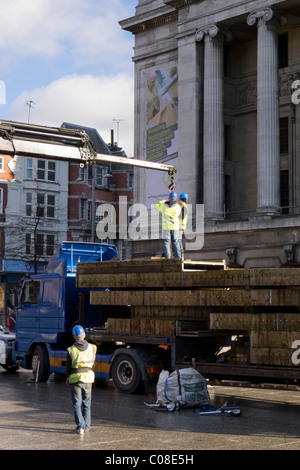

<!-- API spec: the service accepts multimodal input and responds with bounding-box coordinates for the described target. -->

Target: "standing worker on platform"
[66,325,97,435]
[178,193,189,258]
[155,191,181,259]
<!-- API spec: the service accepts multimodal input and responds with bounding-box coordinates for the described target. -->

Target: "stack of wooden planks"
[77,259,300,368]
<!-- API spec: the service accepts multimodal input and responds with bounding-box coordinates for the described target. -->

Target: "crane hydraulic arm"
[0,120,177,187]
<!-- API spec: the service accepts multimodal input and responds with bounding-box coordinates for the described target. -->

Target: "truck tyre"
[111,353,142,393]
[32,345,50,382]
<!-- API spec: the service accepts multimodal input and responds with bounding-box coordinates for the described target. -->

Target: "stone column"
[177,34,204,204]
[196,25,224,219]
[247,8,285,214]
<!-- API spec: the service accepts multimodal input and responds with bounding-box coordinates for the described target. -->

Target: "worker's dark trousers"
[70,382,92,431]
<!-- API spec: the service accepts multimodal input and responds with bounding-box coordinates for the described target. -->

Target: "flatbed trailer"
[83,330,300,384]
[2,251,300,391]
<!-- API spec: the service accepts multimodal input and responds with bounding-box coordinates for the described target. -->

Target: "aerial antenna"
[113,118,125,146]
[26,100,35,123]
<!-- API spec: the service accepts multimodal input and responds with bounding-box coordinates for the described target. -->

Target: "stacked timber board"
[76,260,300,368]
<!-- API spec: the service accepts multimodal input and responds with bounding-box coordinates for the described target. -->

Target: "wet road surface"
[0,367,300,452]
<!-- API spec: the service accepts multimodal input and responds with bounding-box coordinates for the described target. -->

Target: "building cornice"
[119,5,177,34]
[164,0,200,8]
[120,0,290,36]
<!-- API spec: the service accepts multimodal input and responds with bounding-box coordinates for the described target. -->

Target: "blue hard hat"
[72,325,85,337]
[169,191,177,200]
[179,192,189,201]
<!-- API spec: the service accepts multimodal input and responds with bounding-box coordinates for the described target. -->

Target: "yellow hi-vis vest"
[67,343,97,384]
[179,203,188,231]
[155,200,180,230]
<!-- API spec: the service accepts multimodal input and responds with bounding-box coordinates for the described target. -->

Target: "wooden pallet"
[77,260,300,368]
[77,261,300,289]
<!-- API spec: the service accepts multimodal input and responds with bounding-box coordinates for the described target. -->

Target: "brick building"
[62,123,134,259]
[0,123,133,322]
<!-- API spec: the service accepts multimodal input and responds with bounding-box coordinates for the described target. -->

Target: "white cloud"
[1,1,136,156]
[9,73,135,157]
[0,81,5,104]
[0,0,135,71]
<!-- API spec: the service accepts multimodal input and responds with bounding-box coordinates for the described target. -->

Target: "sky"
[0,0,137,157]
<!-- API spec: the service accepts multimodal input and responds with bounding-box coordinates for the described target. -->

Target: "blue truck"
[0,242,162,393]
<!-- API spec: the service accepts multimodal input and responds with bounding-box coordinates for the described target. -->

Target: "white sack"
[156,368,210,408]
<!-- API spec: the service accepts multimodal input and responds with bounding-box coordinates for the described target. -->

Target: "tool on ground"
[144,400,185,412]
[196,401,242,417]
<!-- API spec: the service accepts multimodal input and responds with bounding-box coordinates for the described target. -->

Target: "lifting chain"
[79,132,97,167]
[168,169,176,192]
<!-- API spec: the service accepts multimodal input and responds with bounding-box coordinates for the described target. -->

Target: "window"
[36,193,45,218]
[21,281,40,305]
[80,198,86,219]
[0,188,3,214]
[87,201,92,222]
[37,160,46,180]
[128,173,134,189]
[280,117,289,155]
[36,233,44,256]
[96,203,115,223]
[26,193,32,216]
[280,170,289,214]
[0,156,4,172]
[95,167,107,186]
[27,193,55,219]
[47,195,55,218]
[37,160,56,182]
[278,33,288,69]
[80,166,85,181]
[26,158,56,181]
[47,162,56,181]
[26,159,33,179]
[88,165,93,181]
[26,233,55,257]
[25,233,31,254]
[46,235,55,256]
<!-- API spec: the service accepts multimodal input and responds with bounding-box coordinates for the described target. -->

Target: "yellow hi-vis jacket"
[179,203,188,231]
[155,200,181,230]
[67,343,97,384]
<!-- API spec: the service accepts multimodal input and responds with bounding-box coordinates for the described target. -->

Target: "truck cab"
[12,241,117,379]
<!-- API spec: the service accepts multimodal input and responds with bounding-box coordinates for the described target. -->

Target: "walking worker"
[155,191,181,259]
[66,325,97,435]
[178,193,189,257]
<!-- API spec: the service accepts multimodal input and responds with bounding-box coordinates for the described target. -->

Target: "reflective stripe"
[67,343,97,384]
[179,204,188,231]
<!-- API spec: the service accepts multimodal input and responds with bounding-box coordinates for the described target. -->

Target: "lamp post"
[76,165,114,243]
[76,166,96,242]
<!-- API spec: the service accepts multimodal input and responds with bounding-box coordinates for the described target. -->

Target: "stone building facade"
[121,0,300,267]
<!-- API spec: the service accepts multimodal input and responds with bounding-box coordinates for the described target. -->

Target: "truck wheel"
[111,354,141,393]
[32,345,50,382]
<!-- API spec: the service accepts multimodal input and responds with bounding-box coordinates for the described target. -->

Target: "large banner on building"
[145,67,178,208]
